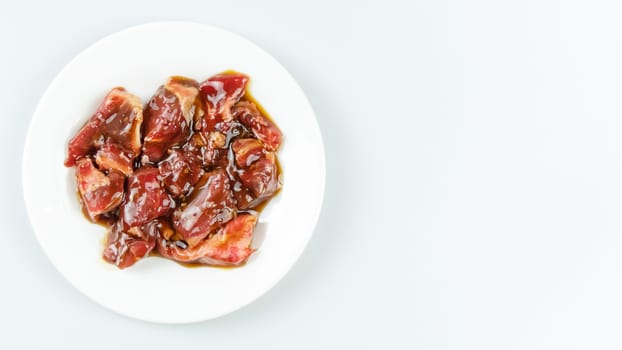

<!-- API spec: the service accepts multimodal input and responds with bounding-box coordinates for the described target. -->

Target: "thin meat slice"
[66,87,143,166]
[232,101,282,151]
[94,140,134,176]
[172,169,235,247]
[142,77,199,162]
[158,214,257,266]
[75,158,125,221]
[197,73,248,132]
[120,167,175,230]
[103,221,159,269]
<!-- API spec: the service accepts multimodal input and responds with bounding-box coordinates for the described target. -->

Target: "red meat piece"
[142,77,199,162]
[231,138,280,209]
[158,214,257,266]
[232,101,282,151]
[158,143,204,198]
[232,138,264,168]
[172,169,235,247]
[94,140,134,176]
[197,73,248,132]
[103,221,159,269]
[66,87,143,166]
[75,158,125,221]
[120,167,174,230]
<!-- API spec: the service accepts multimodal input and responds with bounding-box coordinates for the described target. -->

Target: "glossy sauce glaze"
[66,71,283,269]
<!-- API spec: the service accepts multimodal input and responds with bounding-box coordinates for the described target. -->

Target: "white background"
[2,0,622,348]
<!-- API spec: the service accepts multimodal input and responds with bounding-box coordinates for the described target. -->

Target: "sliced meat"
[120,166,175,230]
[75,158,125,221]
[172,169,235,247]
[158,143,203,198]
[142,77,199,162]
[197,73,248,132]
[232,101,282,151]
[158,213,257,266]
[66,87,143,166]
[103,221,159,269]
[94,140,134,176]
[231,138,280,209]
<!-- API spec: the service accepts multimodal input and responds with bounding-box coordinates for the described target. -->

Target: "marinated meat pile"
[64,72,282,269]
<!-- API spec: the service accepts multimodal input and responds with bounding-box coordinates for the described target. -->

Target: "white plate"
[22,22,325,323]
